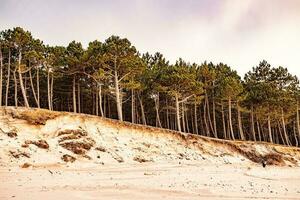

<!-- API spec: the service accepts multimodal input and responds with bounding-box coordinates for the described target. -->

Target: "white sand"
[1,162,300,200]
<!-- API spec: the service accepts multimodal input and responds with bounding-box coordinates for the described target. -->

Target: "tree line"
[0,27,300,146]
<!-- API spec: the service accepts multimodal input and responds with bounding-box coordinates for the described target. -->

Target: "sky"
[1,0,300,78]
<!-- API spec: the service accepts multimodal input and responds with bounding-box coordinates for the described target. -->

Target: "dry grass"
[0,127,18,138]
[263,153,284,165]
[58,134,82,142]
[21,144,29,148]
[203,138,286,166]
[10,108,61,125]
[25,140,49,149]
[57,128,96,155]
[21,163,32,168]
[61,154,76,163]
[59,140,95,154]
[133,155,153,163]
[9,150,30,159]
[57,129,88,137]
[95,146,106,152]
[109,151,124,163]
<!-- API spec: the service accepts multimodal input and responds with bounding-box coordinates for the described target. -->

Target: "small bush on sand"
[9,150,30,159]
[95,146,106,152]
[57,129,88,137]
[133,155,152,163]
[263,153,284,165]
[7,129,18,137]
[0,128,18,138]
[21,163,32,168]
[59,139,95,155]
[25,140,49,149]
[61,154,76,163]
[57,128,95,155]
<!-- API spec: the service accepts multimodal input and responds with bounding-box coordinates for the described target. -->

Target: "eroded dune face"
[0,107,300,168]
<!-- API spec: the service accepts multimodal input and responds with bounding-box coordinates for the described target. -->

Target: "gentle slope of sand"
[1,162,300,200]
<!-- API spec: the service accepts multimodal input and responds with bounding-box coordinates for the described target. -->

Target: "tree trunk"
[5,49,11,106]
[95,87,98,116]
[191,105,195,133]
[199,107,204,135]
[73,75,77,113]
[293,120,298,147]
[77,82,80,113]
[51,73,54,110]
[171,112,174,130]
[138,93,146,125]
[250,104,256,141]
[194,102,198,134]
[108,95,111,118]
[186,106,190,133]
[103,93,107,116]
[237,101,245,140]
[276,127,279,144]
[175,93,181,132]
[281,108,290,146]
[227,112,230,139]
[67,97,70,112]
[267,114,273,143]
[182,102,186,132]
[256,116,261,142]
[13,69,18,107]
[47,70,51,110]
[228,97,235,140]
[221,103,227,139]
[114,66,122,121]
[136,106,140,124]
[36,66,40,108]
[29,69,39,107]
[297,102,300,144]
[203,100,209,136]
[17,50,29,107]
[206,93,216,137]
[277,121,286,145]
[154,93,162,128]
[99,84,104,117]
[131,89,135,123]
[166,99,170,129]
[212,97,217,137]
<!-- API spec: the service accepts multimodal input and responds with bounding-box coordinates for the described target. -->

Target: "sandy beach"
[1,161,300,200]
[1,108,300,200]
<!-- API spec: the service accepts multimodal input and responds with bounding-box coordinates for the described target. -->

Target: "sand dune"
[0,107,300,199]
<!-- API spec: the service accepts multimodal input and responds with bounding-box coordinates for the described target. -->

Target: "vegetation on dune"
[10,108,62,125]
[0,27,300,147]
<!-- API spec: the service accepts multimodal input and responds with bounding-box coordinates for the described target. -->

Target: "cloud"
[0,0,300,78]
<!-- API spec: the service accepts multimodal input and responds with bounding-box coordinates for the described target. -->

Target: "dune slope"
[0,107,299,167]
[1,107,300,200]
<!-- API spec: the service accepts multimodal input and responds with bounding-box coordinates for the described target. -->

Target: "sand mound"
[0,107,299,168]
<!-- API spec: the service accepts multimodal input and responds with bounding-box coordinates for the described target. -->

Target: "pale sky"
[1,0,300,78]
